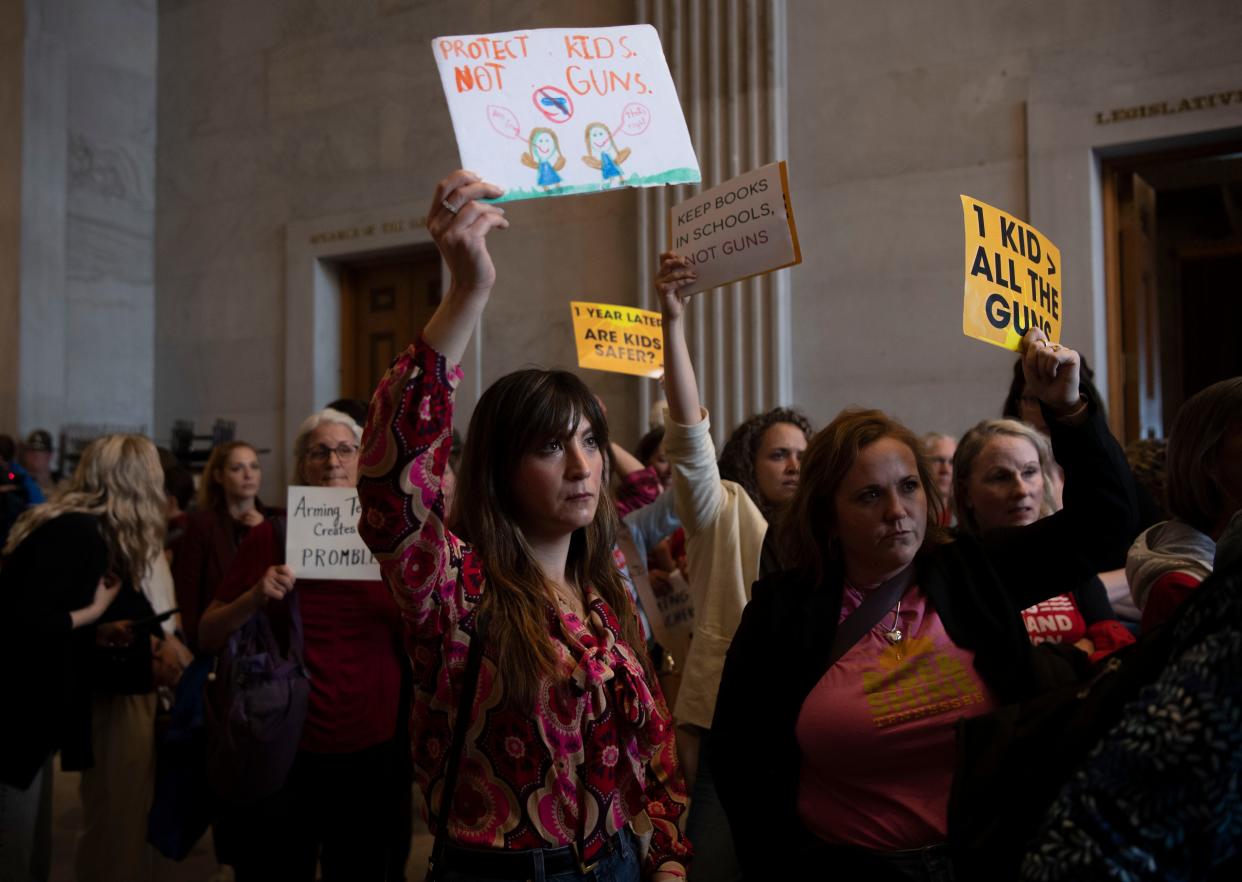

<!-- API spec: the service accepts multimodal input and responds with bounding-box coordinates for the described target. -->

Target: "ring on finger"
[441,198,460,215]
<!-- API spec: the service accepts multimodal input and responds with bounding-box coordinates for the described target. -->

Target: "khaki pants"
[75,693,157,882]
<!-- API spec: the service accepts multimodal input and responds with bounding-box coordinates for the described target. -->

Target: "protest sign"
[432,26,700,203]
[570,301,663,378]
[286,486,380,581]
[961,195,1063,351]
[667,161,801,296]
[621,535,694,670]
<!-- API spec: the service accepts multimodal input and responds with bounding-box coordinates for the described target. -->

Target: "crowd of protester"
[0,168,1240,882]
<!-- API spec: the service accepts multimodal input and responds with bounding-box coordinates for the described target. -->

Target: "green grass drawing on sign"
[490,168,702,204]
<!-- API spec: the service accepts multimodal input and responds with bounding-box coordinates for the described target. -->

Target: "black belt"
[440,830,624,879]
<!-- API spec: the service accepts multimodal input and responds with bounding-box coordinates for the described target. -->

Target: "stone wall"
[0,4,22,433]
[152,0,1242,497]
[786,0,1242,437]
[8,0,157,451]
[156,0,642,494]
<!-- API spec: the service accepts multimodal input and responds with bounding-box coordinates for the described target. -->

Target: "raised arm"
[357,172,506,635]
[421,171,508,362]
[655,251,702,427]
[984,329,1139,610]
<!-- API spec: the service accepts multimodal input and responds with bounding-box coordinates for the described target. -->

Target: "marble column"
[635,0,792,443]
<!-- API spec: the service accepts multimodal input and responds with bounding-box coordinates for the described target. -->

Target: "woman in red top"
[171,440,270,650]
[357,171,691,882]
[199,408,405,881]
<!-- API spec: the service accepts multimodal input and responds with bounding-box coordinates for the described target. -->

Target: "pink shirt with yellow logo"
[794,584,996,850]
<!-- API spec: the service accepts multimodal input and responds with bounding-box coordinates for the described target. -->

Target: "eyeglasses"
[306,443,359,463]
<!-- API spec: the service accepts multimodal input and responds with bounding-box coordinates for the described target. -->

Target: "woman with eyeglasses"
[198,408,407,881]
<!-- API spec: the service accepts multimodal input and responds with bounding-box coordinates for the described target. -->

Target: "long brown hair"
[451,368,650,707]
[4,434,166,583]
[1166,377,1242,534]
[198,441,259,512]
[778,408,948,584]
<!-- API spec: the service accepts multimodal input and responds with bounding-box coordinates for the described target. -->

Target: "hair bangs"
[510,371,609,458]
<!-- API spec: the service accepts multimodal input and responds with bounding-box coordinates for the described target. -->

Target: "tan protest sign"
[961,195,1063,351]
[668,161,801,295]
[570,301,663,378]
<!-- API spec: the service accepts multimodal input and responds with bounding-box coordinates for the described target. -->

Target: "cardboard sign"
[432,26,700,203]
[285,486,380,581]
[570,301,663,378]
[961,195,1063,351]
[668,161,801,295]
[625,552,694,670]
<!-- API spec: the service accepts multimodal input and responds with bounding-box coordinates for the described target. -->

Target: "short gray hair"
[293,408,362,476]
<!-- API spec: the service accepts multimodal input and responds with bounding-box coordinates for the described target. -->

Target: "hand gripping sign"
[570,301,663,378]
[432,26,700,203]
[961,196,1063,351]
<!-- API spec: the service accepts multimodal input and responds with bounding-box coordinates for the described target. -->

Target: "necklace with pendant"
[884,600,904,655]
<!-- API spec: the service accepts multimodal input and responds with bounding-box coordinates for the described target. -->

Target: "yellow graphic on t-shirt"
[862,638,983,729]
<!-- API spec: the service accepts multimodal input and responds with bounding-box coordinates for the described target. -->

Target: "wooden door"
[1120,172,1163,440]
[1104,170,1162,442]
[341,252,442,402]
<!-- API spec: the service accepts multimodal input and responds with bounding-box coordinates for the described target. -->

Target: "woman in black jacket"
[0,434,168,876]
[704,331,1137,881]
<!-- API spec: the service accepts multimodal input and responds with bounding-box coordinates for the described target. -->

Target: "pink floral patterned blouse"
[357,338,691,875]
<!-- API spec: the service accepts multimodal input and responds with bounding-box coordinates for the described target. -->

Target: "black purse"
[948,627,1175,881]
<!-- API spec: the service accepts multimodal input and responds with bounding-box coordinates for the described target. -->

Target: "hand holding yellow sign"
[961,196,1062,351]
[570,301,663,378]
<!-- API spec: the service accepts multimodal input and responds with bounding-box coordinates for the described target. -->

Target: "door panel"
[342,253,441,402]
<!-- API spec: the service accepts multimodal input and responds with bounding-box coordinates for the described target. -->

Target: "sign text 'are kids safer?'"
[669,161,801,296]
[432,26,699,203]
[961,195,1063,351]
[570,301,663,378]
[286,486,380,581]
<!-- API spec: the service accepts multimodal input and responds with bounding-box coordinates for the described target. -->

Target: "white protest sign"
[285,486,380,581]
[668,161,801,295]
[431,26,700,203]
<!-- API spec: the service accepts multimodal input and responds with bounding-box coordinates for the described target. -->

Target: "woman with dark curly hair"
[655,250,812,882]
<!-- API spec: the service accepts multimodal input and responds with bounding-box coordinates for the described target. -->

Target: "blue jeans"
[441,829,641,882]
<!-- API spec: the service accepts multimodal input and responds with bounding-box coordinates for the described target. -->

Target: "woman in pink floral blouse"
[357,170,691,882]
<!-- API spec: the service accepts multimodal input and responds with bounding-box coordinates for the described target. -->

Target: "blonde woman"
[954,419,1134,661]
[0,434,173,879]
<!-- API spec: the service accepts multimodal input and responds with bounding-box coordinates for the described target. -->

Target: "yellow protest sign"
[570,301,663,378]
[961,195,1063,351]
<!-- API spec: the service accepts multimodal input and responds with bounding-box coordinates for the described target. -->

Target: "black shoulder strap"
[827,564,915,669]
[426,609,487,882]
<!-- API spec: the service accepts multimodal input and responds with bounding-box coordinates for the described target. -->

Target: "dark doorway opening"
[1102,134,1242,442]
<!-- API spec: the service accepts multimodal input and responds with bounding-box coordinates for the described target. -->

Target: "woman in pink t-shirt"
[687,298,1139,879]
